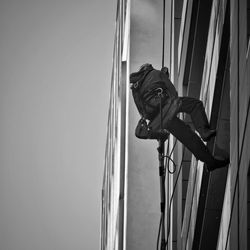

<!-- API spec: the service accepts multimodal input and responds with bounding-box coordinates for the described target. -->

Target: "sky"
[0,1,116,249]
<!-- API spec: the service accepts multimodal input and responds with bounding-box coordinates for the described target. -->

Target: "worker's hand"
[135,118,149,139]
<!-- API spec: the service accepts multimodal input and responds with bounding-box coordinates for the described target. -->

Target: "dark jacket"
[130,65,179,120]
[141,69,178,101]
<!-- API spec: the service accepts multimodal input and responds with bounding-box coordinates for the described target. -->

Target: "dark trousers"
[164,97,215,165]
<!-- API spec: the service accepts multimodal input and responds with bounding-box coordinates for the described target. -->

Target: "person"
[130,63,229,171]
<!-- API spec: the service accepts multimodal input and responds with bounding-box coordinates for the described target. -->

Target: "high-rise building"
[101,0,250,249]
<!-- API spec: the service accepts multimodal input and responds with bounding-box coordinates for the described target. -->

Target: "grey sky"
[0,0,115,249]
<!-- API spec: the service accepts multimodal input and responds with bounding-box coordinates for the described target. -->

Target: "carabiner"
[155,88,163,97]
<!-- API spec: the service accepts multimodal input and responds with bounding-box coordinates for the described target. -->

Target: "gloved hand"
[135,118,169,140]
[135,118,150,139]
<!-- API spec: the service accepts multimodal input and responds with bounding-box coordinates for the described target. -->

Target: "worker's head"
[139,63,153,71]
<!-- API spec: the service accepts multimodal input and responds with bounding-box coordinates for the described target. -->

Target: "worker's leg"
[165,116,215,164]
[145,103,229,170]
[178,97,209,129]
[178,97,216,141]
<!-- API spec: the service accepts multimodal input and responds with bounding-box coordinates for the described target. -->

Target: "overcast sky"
[0,1,116,249]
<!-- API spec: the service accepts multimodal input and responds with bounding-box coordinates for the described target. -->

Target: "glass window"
[247,0,250,44]
[247,167,250,248]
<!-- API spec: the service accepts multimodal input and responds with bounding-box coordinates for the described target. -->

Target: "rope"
[157,215,163,250]
[162,0,166,68]
[157,1,177,249]
[156,0,179,249]
[166,147,185,247]
[156,139,185,250]
[165,139,178,174]
[158,88,164,130]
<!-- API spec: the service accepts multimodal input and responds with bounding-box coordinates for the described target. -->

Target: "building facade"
[102,0,250,249]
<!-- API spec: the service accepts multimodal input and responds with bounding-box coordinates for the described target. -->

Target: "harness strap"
[130,68,154,118]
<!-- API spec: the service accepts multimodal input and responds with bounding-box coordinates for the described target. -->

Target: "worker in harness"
[130,63,229,172]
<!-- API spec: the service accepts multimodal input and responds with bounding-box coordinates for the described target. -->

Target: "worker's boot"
[206,156,230,172]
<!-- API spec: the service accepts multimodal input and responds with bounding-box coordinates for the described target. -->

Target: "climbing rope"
[156,138,185,250]
[162,0,166,68]
[156,1,185,249]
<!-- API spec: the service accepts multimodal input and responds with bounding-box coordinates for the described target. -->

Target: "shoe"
[199,129,217,142]
[206,157,230,172]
